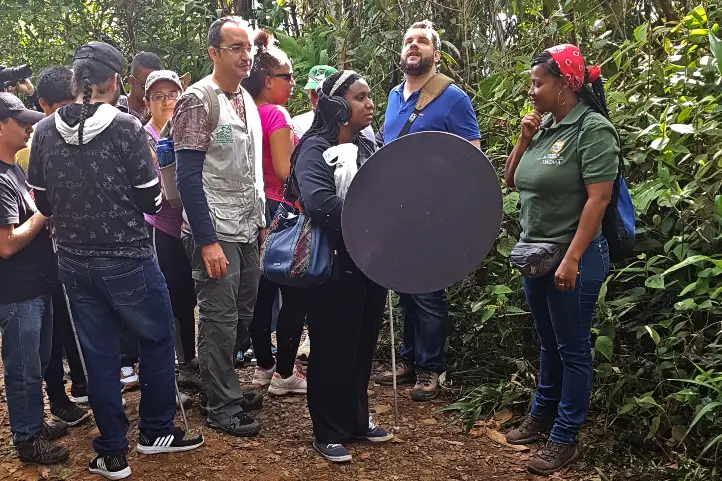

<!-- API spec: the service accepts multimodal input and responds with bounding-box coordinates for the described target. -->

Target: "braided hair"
[71,59,117,146]
[285,70,362,202]
[531,51,609,119]
[242,29,292,99]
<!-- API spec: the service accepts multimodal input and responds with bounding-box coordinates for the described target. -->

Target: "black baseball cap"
[73,41,126,74]
[73,41,127,94]
[0,92,44,124]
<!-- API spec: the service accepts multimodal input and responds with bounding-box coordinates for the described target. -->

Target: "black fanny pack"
[510,242,568,278]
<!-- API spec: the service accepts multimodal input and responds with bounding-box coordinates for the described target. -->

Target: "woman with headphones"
[288,70,393,463]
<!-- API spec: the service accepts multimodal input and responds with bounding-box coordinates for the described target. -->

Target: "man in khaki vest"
[173,16,265,437]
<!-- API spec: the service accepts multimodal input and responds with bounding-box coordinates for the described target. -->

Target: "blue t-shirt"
[383,81,480,144]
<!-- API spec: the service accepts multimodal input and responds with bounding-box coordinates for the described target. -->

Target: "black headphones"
[317,91,351,125]
[316,70,356,125]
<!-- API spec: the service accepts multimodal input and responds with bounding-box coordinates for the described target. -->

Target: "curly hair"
[241,29,292,98]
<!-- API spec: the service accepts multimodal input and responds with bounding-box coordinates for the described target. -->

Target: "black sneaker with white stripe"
[136,427,204,455]
[89,453,131,480]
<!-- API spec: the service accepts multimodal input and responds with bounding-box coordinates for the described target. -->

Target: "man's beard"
[400,55,435,77]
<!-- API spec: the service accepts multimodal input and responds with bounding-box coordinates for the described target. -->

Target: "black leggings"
[45,283,87,405]
[148,223,197,363]
[306,265,387,444]
[250,276,306,377]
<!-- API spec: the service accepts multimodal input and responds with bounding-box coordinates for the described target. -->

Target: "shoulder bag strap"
[397,73,454,138]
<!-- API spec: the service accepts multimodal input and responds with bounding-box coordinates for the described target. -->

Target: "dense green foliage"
[2,0,722,477]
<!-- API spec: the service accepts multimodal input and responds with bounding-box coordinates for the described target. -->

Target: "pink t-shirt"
[258,104,298,202]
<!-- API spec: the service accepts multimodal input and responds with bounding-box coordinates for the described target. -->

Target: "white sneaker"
[252,363,276,387]
[268,365,307,395]
[296,334,310,361]
[176,392,192,409]
[120,366,139,391]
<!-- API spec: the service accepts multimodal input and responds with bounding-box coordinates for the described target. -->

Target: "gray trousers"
[183,236,261,422]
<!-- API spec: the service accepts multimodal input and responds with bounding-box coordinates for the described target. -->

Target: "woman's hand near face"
[520,110,542,140]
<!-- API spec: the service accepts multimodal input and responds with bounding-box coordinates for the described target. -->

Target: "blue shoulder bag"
[260,154,334,287]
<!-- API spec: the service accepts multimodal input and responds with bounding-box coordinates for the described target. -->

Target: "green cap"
[304,65,338,91]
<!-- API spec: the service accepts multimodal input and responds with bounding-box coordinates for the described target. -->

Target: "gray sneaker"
[178,364,202,390]
[206,411,262,437]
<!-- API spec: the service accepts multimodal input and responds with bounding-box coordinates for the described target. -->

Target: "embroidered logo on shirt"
[551,140,565,154]
[212,125,233,144]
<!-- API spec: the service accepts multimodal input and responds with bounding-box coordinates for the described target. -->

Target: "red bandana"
[544,44,600,92]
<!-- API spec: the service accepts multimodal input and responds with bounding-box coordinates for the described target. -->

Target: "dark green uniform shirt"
[514,99,620,244]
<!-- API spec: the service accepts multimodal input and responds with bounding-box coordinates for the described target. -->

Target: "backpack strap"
[197,82,221,132]
[397,73,454,138]
[575,109,624,179]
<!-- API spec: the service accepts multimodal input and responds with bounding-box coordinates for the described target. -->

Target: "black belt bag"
[510,242,568,278]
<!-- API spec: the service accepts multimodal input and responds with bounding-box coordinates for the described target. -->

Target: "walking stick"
[387,290,400,431]
[61,283,88,380]
[53,237,88,381]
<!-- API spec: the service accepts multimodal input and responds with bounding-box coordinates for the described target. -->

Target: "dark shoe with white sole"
[352,418,394,443]
[89,453,131,480]
[312,440,352,463]
[527,440,580,475]
[51,402,91,427]
[136,427,204,455]
[207,411,262,437]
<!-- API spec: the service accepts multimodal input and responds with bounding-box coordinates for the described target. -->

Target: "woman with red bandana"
[503,45,619,475]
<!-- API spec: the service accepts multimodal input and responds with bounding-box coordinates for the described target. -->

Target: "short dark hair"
[36,66,74,106]
[208,16,254,48]
[130,52,163,76]
[407,20,441,51]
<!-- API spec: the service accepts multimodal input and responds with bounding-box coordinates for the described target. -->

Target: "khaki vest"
[183,76,265,243]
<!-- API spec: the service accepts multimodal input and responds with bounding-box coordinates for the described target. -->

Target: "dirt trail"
[0,360,590,481]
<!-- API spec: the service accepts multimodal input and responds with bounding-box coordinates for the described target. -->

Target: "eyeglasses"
[272,73,294,82]
[149,91,180,102]
[216,44,257,56]
[130,74,145,89]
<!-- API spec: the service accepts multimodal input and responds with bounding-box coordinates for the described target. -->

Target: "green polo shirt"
[514,99,620,244]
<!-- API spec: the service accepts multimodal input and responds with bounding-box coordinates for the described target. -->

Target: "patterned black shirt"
[27,104,157,258]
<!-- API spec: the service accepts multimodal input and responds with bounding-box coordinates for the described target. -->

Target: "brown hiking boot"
[504,414,552,445]
[375,360,415,386]
[527,440,579,475]
[411,370,440,401]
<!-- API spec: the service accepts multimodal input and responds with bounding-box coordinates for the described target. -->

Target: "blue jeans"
[399,290,448,374]
[58,254,176,455]
[0,295,53,443]
[523,236,610,445]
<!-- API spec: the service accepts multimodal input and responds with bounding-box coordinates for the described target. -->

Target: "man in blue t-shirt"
[376,20,481,402]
